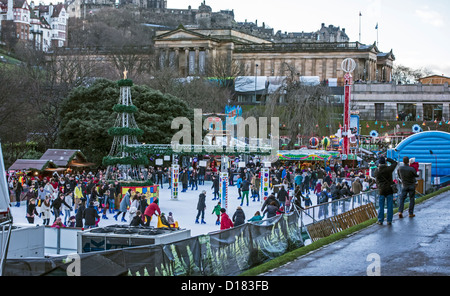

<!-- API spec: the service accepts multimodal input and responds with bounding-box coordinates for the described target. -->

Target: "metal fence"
[44,226,80,256]
[297,190,379,232]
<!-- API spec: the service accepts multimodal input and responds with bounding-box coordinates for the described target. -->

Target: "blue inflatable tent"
[387,131,450,179]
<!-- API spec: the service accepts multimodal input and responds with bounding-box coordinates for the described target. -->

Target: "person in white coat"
[40,195,52,226]
[62,192,73,225]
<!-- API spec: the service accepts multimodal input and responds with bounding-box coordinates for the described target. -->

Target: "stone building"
[0,0,68,49]
[351,83,450,122]
[154,26,395,83]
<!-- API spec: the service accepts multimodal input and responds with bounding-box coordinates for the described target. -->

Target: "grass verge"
[239,185,450,276]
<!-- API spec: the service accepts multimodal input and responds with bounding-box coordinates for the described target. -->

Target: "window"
[423,104,443,121]
[397,104,416,121]
[375,103,384,121]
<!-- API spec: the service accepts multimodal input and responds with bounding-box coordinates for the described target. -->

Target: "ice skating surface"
[10,181,318,237]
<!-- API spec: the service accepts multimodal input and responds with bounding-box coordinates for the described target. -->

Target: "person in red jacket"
[144,199,161,226]
[409,158,419,173]
[220,208,234,230]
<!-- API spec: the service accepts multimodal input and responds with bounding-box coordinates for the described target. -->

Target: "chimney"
[7,0,13,20]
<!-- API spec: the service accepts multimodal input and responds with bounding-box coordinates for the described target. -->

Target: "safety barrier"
[3,211,303,276]
[306,203,378,242]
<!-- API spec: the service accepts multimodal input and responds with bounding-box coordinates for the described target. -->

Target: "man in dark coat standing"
[373,156,398,225]
[277,186,288,209]
[397,156,419,218]
[83,201,100,228]
[211,175,220,200]
[232,206,246,227]
[196,190,207,224]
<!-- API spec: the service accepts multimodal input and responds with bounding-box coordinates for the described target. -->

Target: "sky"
[167,0,450,76]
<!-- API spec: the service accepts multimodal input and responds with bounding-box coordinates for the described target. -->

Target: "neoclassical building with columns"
[153,26,395,84]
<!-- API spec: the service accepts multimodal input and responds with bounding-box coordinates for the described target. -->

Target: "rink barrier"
[2,211,303,276]
[306,203,377,242]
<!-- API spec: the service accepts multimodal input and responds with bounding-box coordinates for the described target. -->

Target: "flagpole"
[359,12,362,43]
[376,22,379,47]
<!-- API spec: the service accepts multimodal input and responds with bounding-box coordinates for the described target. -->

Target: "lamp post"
[430,150,439,185]
[341,58,356,156]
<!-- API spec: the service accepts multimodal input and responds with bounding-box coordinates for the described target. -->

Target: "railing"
[234,42,364,53]
[296,190,379,232]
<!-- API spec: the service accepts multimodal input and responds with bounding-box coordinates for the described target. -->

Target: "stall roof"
[39,149,88,167]
[8,159,57,171]
[278,149,340,161]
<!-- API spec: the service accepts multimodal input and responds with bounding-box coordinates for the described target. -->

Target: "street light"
[254,64,259,103]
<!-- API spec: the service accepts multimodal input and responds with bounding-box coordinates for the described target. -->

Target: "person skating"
[262,201,278,219]
[261,193,279,213]
[40,195,52,226]
[220,208,234,230]
[196,190,207,224]
[83,201,100,229]
[240,177,250,206]
[232,206,246,227]
[211,176,219,200]
[52,192,72,223]
[212,201,221,225]
[144,199,161,227]
[277,186,288,209]
[248,211,263,222]
[75,200,86,228]
[26,198,39,224]
[114,189,131,222]
[130,210,145,227]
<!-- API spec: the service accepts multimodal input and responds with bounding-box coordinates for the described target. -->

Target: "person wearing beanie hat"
[373,156,398,225]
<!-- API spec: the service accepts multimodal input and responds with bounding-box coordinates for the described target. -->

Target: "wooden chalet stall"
[39,149,94,172]
[8,159,60,176]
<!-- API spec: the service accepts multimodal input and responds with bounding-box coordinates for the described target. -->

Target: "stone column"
[195,47,199,75]
[184,47,190,77]
[174,48,180,73]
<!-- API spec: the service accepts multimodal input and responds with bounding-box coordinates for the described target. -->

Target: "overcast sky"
[168,0,450,76]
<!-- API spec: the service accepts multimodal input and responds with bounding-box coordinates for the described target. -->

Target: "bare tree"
[393,64,434,84]
[264,62,333,149]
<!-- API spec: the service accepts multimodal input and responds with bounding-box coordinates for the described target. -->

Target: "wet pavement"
[263,190,450,276]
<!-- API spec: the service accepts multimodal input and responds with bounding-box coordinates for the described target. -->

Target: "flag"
[375,23,378,29]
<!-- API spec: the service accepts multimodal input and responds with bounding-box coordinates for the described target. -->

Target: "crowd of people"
[6,169,164,228]
[6,155,420,231]
[193,161,382,231]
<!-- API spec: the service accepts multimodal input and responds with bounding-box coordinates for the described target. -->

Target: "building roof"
[9,159,57,171]
[39,149,88,167]
[419,75,450,84]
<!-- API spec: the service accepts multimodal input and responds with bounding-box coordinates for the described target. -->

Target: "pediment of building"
[155,28,213,42]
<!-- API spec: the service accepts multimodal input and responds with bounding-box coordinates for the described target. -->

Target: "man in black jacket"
[397,156,419,218]
[196,190,207,224]
[83,201,100,228]
[373,156,397,225]
[211,176,219,200]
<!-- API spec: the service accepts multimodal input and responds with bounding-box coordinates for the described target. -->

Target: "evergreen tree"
[57,79,193,165]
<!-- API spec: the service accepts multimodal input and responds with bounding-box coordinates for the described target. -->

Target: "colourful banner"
[121,185,159,205]
[219,172,229,212]
[171,164,180,200]
[261,168,270,203]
